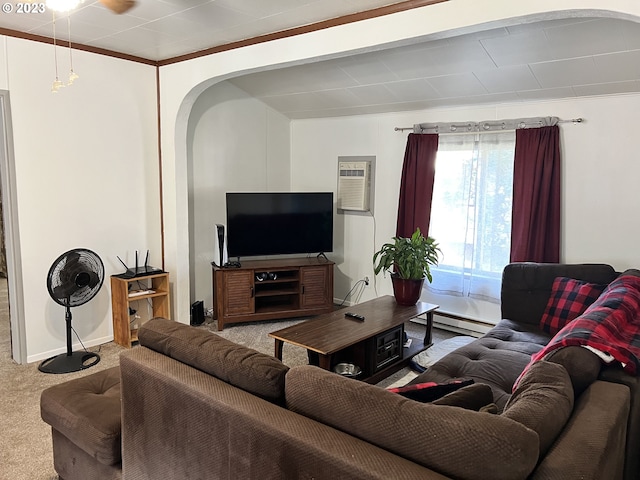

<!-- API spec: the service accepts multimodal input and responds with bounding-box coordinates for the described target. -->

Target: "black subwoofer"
[191,300,205,326]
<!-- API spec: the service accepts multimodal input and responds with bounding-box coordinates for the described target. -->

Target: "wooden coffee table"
[269,295,439,383]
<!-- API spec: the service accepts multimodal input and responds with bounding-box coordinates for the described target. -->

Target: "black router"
[117,250,164,278]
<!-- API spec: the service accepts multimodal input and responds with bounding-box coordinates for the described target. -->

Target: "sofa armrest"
[120,347,450,480]
[530,380,629,480]
[599,366,640,480]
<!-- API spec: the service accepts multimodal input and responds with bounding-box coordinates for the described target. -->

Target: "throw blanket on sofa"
[515,274,640,389]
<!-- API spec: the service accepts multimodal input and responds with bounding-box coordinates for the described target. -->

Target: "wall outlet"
[364,276,370,285]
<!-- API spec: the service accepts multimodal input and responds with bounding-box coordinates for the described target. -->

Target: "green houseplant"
[372,228,440,305]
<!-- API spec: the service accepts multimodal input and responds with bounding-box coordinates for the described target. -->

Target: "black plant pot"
[391,274,425,306]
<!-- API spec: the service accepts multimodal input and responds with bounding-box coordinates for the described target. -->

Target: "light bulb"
[68,70,79,85]
[46,0,82,12]
[51,79,64,93]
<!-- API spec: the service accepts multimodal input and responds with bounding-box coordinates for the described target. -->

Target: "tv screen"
[226,192,334,258]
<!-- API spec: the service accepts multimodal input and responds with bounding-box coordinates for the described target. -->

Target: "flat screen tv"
[226,192,334,258]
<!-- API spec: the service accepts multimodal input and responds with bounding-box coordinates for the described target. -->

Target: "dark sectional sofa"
[40,262,639,480]
[412,262,639,480]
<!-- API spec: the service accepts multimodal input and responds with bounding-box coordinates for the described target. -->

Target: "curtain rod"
[394,117,584,132]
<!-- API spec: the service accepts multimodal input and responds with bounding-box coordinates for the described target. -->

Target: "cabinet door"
[300,265,332,309]
[223,270,255,316]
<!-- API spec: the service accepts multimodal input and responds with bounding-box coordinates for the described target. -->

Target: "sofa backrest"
[120,347,448,480]
[138,317,289,404]
[286,365,539,480]
[500,263,617,326]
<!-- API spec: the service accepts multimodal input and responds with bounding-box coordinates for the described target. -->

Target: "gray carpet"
[0,290,462,480]
[204,316,463,387]
[0,277,125,480]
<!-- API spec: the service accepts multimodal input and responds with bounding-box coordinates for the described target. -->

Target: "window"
[427,132,515,302]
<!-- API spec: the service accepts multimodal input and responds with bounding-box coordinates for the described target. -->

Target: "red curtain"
[510,125,561,262]
[396,133,438,238]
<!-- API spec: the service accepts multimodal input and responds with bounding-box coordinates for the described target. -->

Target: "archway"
[163,3,640,321]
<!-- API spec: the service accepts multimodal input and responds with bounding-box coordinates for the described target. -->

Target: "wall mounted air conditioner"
[337,159,373,213]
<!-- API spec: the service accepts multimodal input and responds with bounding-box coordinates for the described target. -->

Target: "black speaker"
[215,224,225,267]
[216,223,224,267]
[191,300,205,326]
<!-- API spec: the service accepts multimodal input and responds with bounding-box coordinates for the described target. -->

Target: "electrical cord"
[372,214,380,297]
[338,279,367,306]
[131,279,154,319]
[71,325,101,354]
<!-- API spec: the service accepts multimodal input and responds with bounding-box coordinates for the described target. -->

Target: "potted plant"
[372,228,440,305]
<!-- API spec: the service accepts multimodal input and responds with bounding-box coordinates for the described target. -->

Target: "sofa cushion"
[485,319,553,349]
[40,366,122,466]
[432,382,495,411]
[138,317,289,403]
[392,379,496,411]
[502,361,574,457]
[388,379,474,402]
[286,365,539,480]
[544,346,602,396]
[410,319,551,410]
[392,380,495,411]
[539,277,606,335]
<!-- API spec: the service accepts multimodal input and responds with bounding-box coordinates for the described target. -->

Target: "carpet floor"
[203,316,466,388]
[0,289,466,480]
[0,276,125,480]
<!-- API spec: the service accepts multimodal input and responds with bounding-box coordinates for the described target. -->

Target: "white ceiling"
[2,2,640,118]
[0,0,400,60]
[228,16,640,118]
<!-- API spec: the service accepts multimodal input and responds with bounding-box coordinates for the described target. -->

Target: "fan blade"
[99,0,136,14]
[63,251,81,266]
[60,260,84,283]
[52,283,75,302]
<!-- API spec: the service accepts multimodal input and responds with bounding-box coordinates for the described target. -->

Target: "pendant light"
[51,11,64,93]
[67,15,78,85]
[48,1,83,93]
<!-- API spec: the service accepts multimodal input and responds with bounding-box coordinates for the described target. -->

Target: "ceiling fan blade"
[99,0,136,14]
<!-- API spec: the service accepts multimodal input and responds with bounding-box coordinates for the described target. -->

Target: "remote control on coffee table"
[269,296,439,384]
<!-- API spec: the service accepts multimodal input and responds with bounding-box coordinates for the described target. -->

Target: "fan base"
[38,351,101,374]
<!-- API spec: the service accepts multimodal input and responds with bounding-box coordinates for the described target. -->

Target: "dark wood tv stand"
[211,257,334,330]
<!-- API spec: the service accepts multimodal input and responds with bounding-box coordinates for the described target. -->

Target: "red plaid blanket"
[515,273,640,389]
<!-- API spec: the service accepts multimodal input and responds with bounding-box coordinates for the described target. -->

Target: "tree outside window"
[427,132,515,302]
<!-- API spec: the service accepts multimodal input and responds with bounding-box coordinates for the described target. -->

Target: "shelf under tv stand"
[211,257,335,330]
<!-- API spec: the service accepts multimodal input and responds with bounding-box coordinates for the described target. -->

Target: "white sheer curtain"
[427,131,515,302]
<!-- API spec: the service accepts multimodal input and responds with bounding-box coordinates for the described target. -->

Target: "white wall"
[291,94,640,325]
[184,77,640,330]
[1,37,159,362]
[7,0,640,360]
[188,81,290,309]
[158,0,640,323]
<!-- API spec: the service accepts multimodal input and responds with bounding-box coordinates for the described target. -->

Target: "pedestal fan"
[38,248,105,374]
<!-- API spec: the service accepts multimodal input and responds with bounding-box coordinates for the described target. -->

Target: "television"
[226,192,334,258]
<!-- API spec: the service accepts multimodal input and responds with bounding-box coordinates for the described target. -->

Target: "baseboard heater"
[411,311,492,337]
